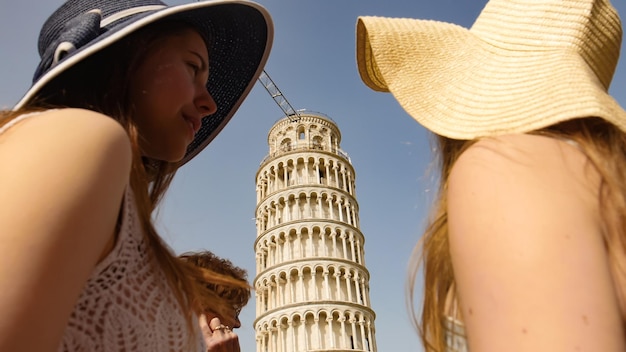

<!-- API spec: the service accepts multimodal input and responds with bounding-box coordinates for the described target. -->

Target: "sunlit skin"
[129,28,217,162]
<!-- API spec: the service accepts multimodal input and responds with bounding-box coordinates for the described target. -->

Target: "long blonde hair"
[0,21,247,334]
[410,118,626,352]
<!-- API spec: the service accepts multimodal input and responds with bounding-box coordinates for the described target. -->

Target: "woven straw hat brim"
[356,16,626,139]
[14,1,273,165]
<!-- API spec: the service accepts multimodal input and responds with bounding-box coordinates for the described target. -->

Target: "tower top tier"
[261,110,350,165]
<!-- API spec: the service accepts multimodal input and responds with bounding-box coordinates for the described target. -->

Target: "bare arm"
[447,134,625,351]
[0,109,132,352]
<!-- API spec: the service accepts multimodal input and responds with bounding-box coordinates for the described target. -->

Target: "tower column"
[303,319,310,350]
[270,327,277,352]
[326,316,335,349]
[298,272,306,301]
[325,163,331,186]
[314,317,322,349]
[349,233,356,261]
[267,282,273,310]
[315,162,320,184]
[337,198,344,222]
[331,232,338,257]
[346,202,353,225]
[289,321,296,352]
[312,269,319,301]
[304,160,310,183]
[355,273,362,303]
[321,230,328,257]
[339,316,347,349]
[359,318,367,350]
[286,274,294,304]
[323,270,330,299]
[285,235,292,261]
[334,272,342,300]
[279,277,286,306]
[268,242,275,267]
[278,323,287,352]
[341,233,348,260]
[287,199,293,222]
[260,331,267,352]
[297,232,304,257]
[317,196,323,220]
[344,273,353,302]
[276,235,285,263]
[350,317,358,349]
[368,320,375,352]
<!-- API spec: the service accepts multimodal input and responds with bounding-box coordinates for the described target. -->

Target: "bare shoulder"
[447,134,602,251]
[1,108,130,150]
[0,108,133,350]
[447,134,623,350]
[0,108,132,179]
[449,134,600,211]
[0,106,132,233]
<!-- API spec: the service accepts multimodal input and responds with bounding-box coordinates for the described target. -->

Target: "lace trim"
[444,316,468,352]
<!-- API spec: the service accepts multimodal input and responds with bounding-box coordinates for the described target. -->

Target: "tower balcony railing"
[273,109,337,124]
[260,143,351,165]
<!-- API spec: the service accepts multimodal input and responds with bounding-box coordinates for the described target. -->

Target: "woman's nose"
[196,86,217,116]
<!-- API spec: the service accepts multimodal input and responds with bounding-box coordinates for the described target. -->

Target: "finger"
[199,314,208,328]
[198,314,213,338]
[209,317,222,331]
[205,331,237,351]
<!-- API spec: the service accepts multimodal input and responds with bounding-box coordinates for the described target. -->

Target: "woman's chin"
[142,149,187,164]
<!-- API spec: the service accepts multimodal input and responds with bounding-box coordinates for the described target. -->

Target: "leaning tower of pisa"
[253,110,377,352]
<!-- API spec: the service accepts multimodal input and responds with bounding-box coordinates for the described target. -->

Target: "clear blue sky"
[1,1,625,351]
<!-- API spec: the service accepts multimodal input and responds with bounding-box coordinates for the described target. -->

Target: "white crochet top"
[1,113,205,352]
[445,316,468,352]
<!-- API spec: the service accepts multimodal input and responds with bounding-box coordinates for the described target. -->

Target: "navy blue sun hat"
[14,0,273,164]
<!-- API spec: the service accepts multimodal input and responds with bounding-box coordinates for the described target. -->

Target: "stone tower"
[253,110,377,352]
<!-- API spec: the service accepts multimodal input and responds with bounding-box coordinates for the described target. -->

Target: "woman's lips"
[183,114,201,139]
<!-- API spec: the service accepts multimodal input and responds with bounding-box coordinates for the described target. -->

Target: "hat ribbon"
[33,5,165,82]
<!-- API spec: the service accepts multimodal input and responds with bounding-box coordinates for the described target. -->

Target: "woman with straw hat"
[357,0,625,351]
[0,0,272,351]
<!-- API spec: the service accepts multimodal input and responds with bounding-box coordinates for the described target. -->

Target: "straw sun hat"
[357,0,626,139]
[14,0,273,163]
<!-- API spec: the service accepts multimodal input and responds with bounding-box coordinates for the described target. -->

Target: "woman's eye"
[188,62,200,75]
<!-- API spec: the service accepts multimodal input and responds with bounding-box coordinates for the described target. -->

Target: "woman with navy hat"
[0,1,272,351]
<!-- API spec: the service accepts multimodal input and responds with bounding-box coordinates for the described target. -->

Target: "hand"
[199,314,240,352]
